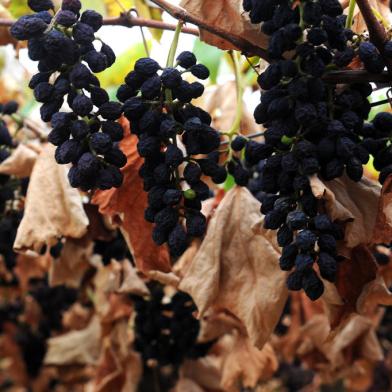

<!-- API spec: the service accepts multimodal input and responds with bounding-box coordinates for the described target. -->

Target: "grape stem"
[220,131,265,146]
[166,21,183,68]
[165,21,183,188]
[227,51,243,137]
[345,0,356,29]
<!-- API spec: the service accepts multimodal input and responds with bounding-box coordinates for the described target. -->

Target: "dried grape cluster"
[240,0,392,300]
[93,229,132,265]
[122,53,224,257]
[11,0,126,191]
[0,101,28,281]
[132,285,213,369]
[0,280,77,378]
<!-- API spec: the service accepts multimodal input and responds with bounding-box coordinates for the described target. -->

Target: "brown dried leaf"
[335,246,378,315]
[351,0,390,34]
[372,175,392,244]
[173,378,205,392]
[0,325,29,387]
[221,332,278,391]
[297,313,383,377]
[0,5,19,47]
[195,82,262,135]
[180,357,223,391]
[198,309,245,343]
[44,316,101,366]
[180,0,268,52]
[179,187,288,348]
[356,275,392,314]
[92,118,170,274]
[310,175,380,248]
[0,144,39,178]
[14,144,89,253]
[62,303,92,331]
[49,237,93,288]
[92,345,124,392]
[116,260,149,296]
[14,254,49,293]
[147,270,180,287]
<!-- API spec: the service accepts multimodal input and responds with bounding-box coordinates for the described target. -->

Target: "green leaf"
[192,39,223,84]
[368,88,390,121]
[104,0,132,16]
[97,41,150,89]
[134,0,163,42]
[7,0,32,18]
[81,0,107,15]
[223,174,235,192]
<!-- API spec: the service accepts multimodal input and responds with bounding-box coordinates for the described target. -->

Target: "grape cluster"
[362,112,392,183]
[240,0,387,300]
[11,0,126,191]
[93,229,132,265]
[122,53,224,257]
[132,285,213,368]
[28,279,78,332]
[0,278,78,379]
[0,298,46,378]
[0,101,29,282]
[359,40,392,74]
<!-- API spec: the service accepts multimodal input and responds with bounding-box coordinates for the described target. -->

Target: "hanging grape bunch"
[10,0,126,191]
[121,48,225,257]
[235,0,392,300]
[0,101,28,277]
[132,285,213,369]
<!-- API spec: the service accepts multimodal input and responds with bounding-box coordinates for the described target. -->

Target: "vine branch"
[149,0,271,61]
[0,1,391,84]
[355,0,392,75]
[0,14,199,36]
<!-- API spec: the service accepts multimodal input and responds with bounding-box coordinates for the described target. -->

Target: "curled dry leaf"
[0,5,19,47]
[62,303,92,331]
[351,0,390,34]
[44,316,101,366]
[297,313,383,382]
[92,316,141,392]
[92,118,170,274]
[116,260,149,296]
[356,275,392,315]
[310,175,381,249]
[372,175,392,244]
[14,253,49,293]
[146,270,180,288]
[94,259,148,297]
[0,325,29,387]
[0,144,39,178]
[14,144,89,253]
[180,0,268,51]
[335,245,378,317]
[179,187,288,348]
[221,332,278,392]
[198,308,245,343]
[49,237,93,288]
[93,261,136,324]
[195,82,262,135]
[173,378,205,392]
[180,357,223,391]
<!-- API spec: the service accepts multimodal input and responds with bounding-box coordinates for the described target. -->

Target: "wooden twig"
[149,0,271,61]
[322,69,392,83]
[355,0,392,75]
[102,14,199,36]
[0,15,199,36]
